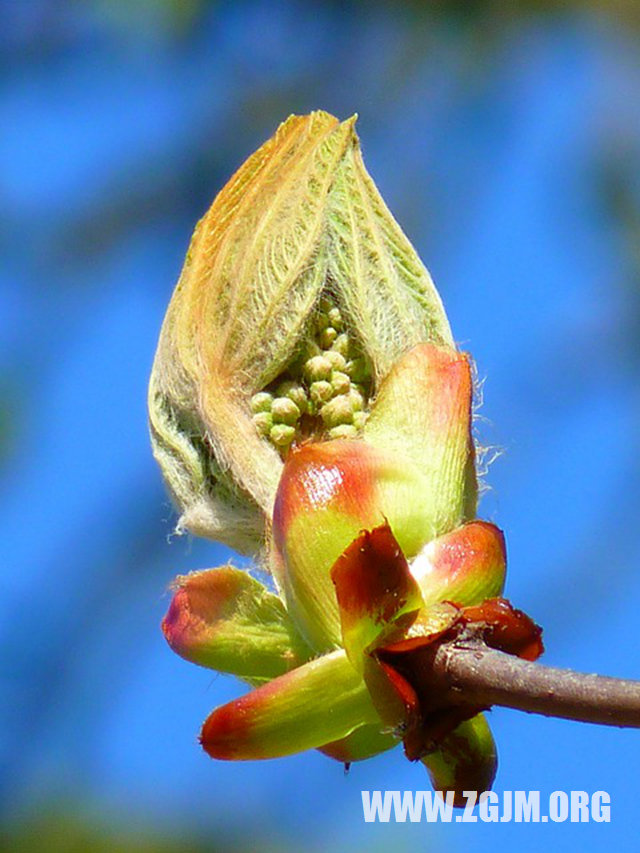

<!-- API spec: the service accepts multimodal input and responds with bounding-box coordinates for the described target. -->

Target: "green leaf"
[327,136,453,383]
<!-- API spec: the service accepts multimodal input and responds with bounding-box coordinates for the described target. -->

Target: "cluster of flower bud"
[250,297,372,452]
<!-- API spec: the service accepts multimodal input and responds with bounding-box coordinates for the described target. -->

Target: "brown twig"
[427,635,640,727]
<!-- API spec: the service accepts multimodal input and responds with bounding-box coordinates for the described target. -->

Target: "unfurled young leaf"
[149,111,452,554]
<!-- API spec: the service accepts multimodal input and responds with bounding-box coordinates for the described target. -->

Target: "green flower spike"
[154,112,543,806]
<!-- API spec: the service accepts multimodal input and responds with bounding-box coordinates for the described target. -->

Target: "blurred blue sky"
[2,2,640,851]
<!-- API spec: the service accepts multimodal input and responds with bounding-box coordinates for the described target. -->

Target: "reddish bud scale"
[363,342,477,527]
[199,650,380,761]
[459,598,544,662]
[272,440,378,548]
[272,440,430,650]
[162,569,243,656]
[421,716,497,808]
[374,597,543,758]
[200,693,256,760]
[162,566,311,679]
[331,524,421,638]
[411,521,506,607]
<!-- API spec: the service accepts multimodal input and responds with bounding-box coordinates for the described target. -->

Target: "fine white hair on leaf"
[149,111,456,557]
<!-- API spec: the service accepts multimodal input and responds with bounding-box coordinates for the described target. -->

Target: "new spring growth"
[148,111,452,554]
[153,112,543,806]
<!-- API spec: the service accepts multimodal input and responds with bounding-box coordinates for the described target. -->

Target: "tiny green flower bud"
[309,380,333,407]
[331,371,351,396]
[324,350,347,372]
[345,357,369,383]
[320,395,354,427]
[271,397,301,425]
[270,424,296,447]
[328,424,357,440]
[318,296,332,315]
[327,307,343,330]
[276,381,308,414]
[349,388,365,411]
[252,412,273,436]
[304,355,332,382]
[250,391,273,414]
[319,327,337,349]
[314,312,330,333]
[302,340,322,360]
[352,411,367,430]
[332,333,351,357]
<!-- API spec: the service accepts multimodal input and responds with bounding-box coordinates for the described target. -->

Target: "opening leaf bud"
[149,111,453,555]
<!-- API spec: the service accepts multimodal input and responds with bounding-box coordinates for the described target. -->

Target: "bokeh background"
[2,2,640,851]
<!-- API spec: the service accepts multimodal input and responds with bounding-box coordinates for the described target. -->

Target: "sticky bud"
[149,111,452,554]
